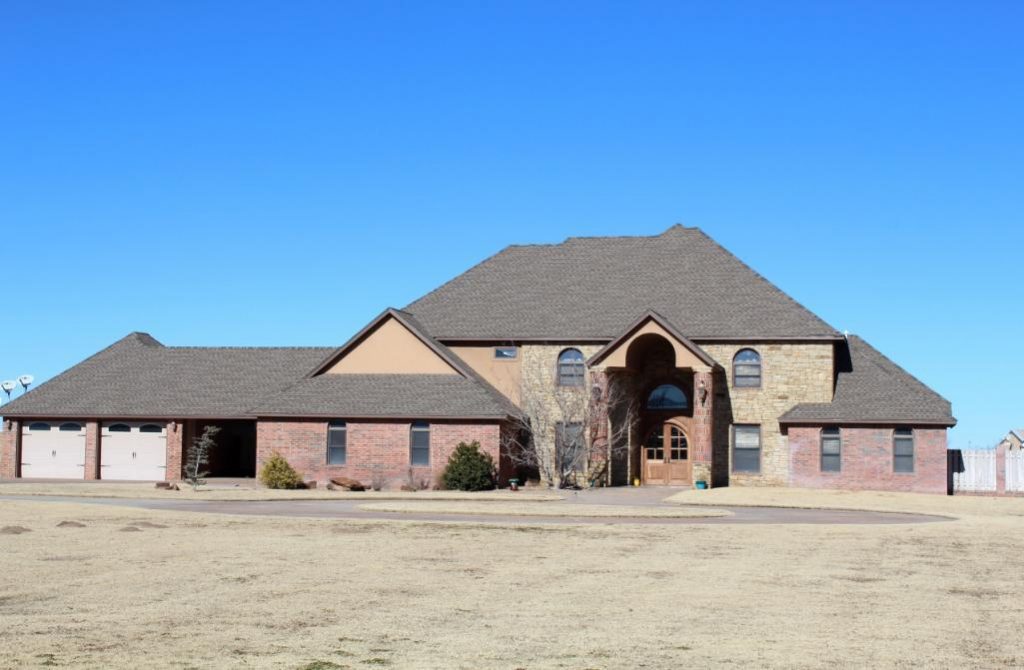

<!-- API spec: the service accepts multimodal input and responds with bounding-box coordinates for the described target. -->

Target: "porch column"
[692,369,714,487]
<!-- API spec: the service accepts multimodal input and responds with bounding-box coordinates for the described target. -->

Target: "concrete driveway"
[0,486,950,526]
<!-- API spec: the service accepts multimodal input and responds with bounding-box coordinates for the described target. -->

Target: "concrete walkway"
[0,487,950,526]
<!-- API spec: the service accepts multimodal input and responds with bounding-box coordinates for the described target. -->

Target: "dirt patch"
[118,526,142,532]
[56,520,87,528]
[132,521,167,529]
[1,525,31,534]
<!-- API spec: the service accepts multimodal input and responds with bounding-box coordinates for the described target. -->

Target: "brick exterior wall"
[256,419,503,490]
[165,420,184,481]
[701,343,834,486]
[84,421,100,480]
[788,426,947,494]
[0,419,18,479]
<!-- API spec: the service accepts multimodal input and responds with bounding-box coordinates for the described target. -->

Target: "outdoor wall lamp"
[698,379,708,406]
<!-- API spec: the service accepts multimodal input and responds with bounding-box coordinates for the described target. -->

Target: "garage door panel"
[20,422,86,479]
[101,422,167,481]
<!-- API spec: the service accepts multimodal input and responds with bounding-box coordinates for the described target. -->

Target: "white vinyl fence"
[1007,450,1024,493]
[953,449,997,492]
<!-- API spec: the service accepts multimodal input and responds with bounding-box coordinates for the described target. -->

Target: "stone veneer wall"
[256,419,502,490]
[700,343,834,486]
[788,426,947,494]
[519,344,604,485]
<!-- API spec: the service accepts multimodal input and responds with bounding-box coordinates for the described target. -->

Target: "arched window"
[410,421,430,466]
[139,424,164,434]
[28,422,51,431]
[733,349,762,388]
[327,421,347,465]
[59,422,82,432]
[557,348,585,387]
[107,423,131,433]
[646,384,688,410]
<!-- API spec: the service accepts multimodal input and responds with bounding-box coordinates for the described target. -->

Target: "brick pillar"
[996,443,1007,495]
[0,419,19,479]
[692,369,714,487]
[165,420,184,481]
[84,421,100,480]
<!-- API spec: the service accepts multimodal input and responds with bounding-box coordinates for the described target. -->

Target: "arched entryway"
[643,420,691,485]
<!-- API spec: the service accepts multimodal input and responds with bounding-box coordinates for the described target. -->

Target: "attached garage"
[20,421,86,479]
[100,422,168,481]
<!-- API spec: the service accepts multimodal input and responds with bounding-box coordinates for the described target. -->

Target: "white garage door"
[20,421,86,479]
[101,422,168,481]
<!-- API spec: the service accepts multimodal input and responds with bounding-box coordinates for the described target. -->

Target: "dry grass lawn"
[2,491,1024,669]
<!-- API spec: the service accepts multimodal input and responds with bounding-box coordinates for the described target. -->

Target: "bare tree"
[505,373,638,488]
[184,425,220,491]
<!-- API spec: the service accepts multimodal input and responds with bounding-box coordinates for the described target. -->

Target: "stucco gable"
[587,311,716,372]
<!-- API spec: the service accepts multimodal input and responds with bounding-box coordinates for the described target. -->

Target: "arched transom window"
[646,384,688,410]
[733,348,762,388]
[557,348,585,387]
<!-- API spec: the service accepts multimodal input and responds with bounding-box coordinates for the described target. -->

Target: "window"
[410,421,430,466]
[557,348,585,386]
[494,346,518,360]
[28,422,50,431]
[646,384,688,410]
[821,427,841,472]
[327,421,347,465]
[59,422,82,432]
[139,424,163,434]
[556,422,585,473]
[732,425,761,473]
[894,428,914,473]
[107,423,131,433]
[733,349,762,388]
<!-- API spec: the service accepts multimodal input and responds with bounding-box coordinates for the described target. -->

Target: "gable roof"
[0,333,332,419]
[779,335,956,427]
[0,325,517,421]
[587,310,718,368]
[405,225,841,341]
[307,308,469,377]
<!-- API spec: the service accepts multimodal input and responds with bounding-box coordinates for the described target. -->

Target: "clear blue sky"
[2,2,1020,448]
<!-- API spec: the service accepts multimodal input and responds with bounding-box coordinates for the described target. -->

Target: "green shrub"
[441,441,496,491]
[259,452,304,489]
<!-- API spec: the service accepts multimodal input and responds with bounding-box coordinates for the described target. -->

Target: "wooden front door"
[643,422,691,485]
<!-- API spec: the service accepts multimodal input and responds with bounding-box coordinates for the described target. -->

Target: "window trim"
[494,346,518,360]
[28,422,51,432]
[106,423,131,433]
[820,427,842,473]
[556,348,586,387]
[731,424,762,474]
[893,428,915,474]
[139,423,164,434]
[410,421,430,466]
[327,420,347,466]
[732,348,763,389]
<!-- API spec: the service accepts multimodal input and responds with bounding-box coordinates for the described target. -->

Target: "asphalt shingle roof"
[0,330,515,420]
[405,225,841,341]
[0,333,333,418]
[779,336,955,426]
[250,374,513,418]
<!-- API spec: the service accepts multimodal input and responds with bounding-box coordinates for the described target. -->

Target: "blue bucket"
[695,480,708,490]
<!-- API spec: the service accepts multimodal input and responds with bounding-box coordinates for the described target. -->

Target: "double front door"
[643,421,691,485]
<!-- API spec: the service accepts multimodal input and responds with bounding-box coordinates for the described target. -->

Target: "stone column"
[84,421,100,480]
[692,369,714,487]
